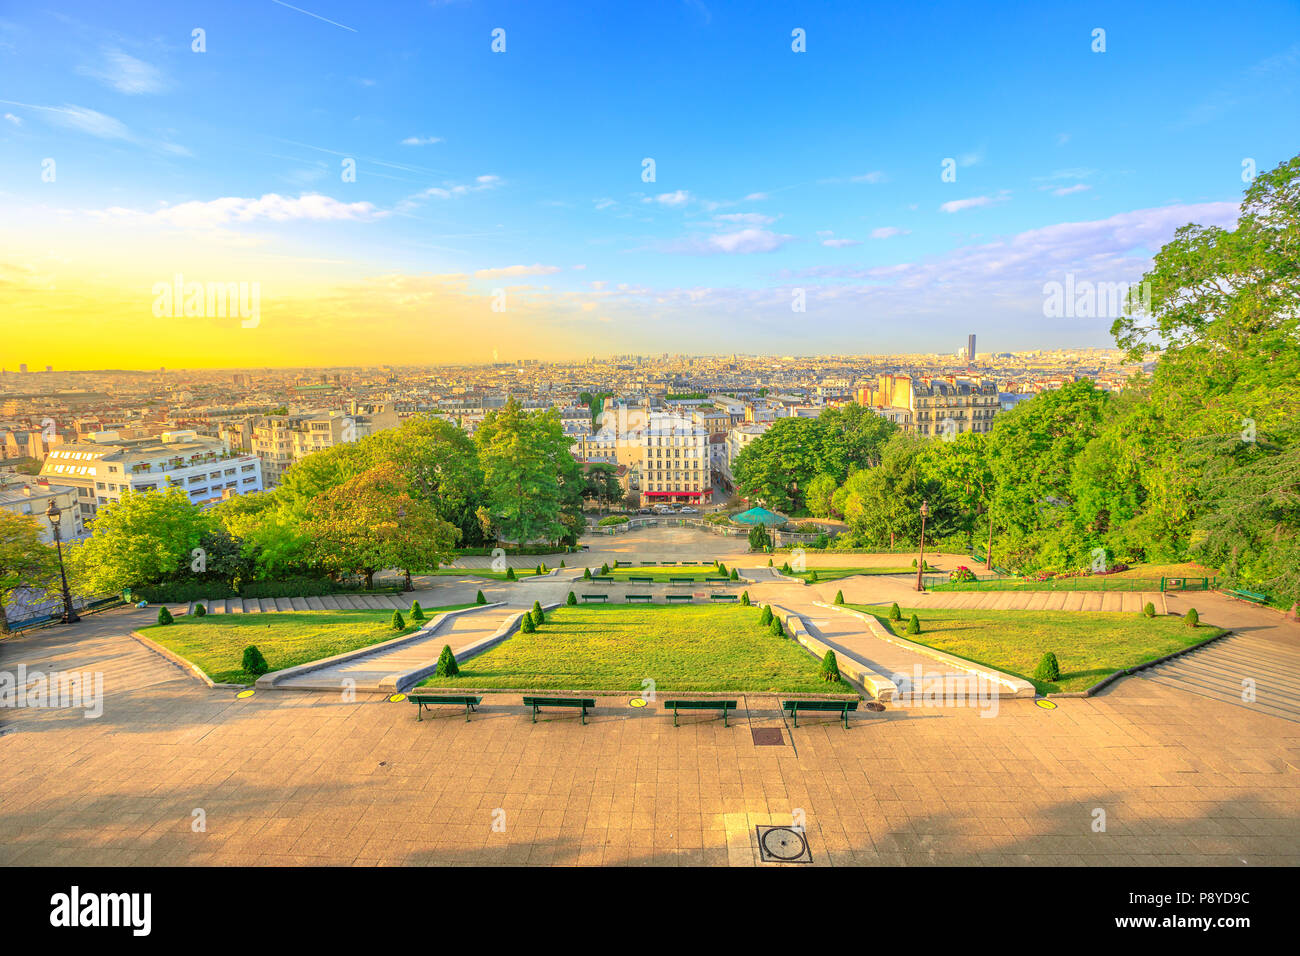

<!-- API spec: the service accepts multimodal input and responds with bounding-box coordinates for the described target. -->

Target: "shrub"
[520,614,535,633]
[434,644,459,677]
[718,563,728,576]
[565,591,577,606]
[391,610,406,630]
[157,606,173,626]
[532,601,544,626]
[834,590,844,605]
[809,570,819,583]
[242,644,269,676]
[729,568,739,581]
[768,558,773,567]
[560,560,566,568]
[889,603,901,621]
[410,601,424,621]
[949,566,976,584]
[905,613,920,634]
[1185,608,1199,628]
[1142,602,1156,618]
[741,590,751,606]
[770,618,784,637]
[535,565,542,575]
[194,603,206,617]
[583,567,592,580]
[759,605,773,626]
[505,567,517,581]
[1033,651,1060,682]
[600,563,610,574]
[820,650,841,682]
[781,562,791,573]
[911,558,917,568]
[476,590,486,605]
[597,515,629,526]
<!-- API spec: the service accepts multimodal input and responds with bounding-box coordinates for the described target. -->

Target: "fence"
[922,572,1218,592]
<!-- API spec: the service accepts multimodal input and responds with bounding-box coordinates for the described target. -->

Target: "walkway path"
[267,603,524,693]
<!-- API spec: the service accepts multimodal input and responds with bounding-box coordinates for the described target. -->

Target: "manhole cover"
[751,728,784,746]
[1035,699,1058,710]
[865,701,885,712]
[628,698,647,708]
[756,825,812,863]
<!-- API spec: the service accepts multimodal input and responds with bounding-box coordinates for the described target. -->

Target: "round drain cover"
[236,689,254,699]
[760,826,808,862]
[629,698,647,707]
[389,693,406,703]
[1035,699,1058,710]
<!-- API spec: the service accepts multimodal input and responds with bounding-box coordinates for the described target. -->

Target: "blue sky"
[2,0,1298,366]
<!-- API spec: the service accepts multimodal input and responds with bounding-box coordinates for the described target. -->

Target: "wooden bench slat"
[410,693,483,722]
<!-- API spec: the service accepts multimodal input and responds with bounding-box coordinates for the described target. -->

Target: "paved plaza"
[2,529,1298,867]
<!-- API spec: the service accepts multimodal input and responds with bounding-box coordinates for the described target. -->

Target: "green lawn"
[427,568,526,581]
[420,605,854,693]
[930,561,1219,593]
[590,564,727,582]
[788,567,911,583]
[853,605,1224,694]
[142,606,473,684]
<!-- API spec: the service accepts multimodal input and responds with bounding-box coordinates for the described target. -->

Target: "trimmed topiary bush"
[740,590,751,606]
[781,562,791,574]
[476,590,486,604]
[1185,607,1199,627]
[567,591,577,606]
[410,601,424,622]
[729,568,739,581]
[770,617,784,637]
[759,605,773,626]
[535,565,543,575]
[821,649,841,682]
[600,563,610,575]
[560,560,566,568]
[391,610,406,630]
[531,601,544,626]
[1033,651,1060,682]
[194,603,206,617]
[905,613,920,634]
[242,644,268,676]
[768,558,773,567]
[520,614,536,633]
[809,570,819,583]
[718,563,728,576]
[157,606,173,626]
[505,567,517,581]
[834,590,844,605]
[1142,602,1156,618]
[889,602,902,621]
[434,644,459,677]
[583,567,592,580]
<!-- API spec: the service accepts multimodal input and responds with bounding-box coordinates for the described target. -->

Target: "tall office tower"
[967,334,977,362]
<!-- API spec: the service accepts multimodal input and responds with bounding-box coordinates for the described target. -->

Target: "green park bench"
[628,576,654,584]
[705,577,728,583]
[625,594,652,603]
[581,594,609,603]
[710,594,737,602]
[1225,588,1268,604]
[8,613,59,634]
[669,577,696,584]
[590,576,613,583]
[660,561,676,565]
[640,561,657,565]
[409,693,483,722]
[782,698,860,729]
[665,594,694,603]
[663,699,738,727]
[522,696,596,724]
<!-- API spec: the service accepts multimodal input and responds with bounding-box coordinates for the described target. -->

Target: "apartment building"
[855,373,999,437]
[251,404,399,487]
[37,430,264,519]
[0,474,82,542]
[720,422,771,488]
[570,411,711,506]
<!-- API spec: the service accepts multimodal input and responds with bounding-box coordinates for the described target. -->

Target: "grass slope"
[853,605,1224,694]
[143,605,472,684]
[421,604,854,693]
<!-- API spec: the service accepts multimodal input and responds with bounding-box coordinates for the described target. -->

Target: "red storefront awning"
[643,490,706,498]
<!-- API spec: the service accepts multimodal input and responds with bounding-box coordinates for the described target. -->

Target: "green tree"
[0,511,60,634]
[67,488,209,594]
[476,398,576,546]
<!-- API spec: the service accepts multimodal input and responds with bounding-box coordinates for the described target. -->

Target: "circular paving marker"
[389,693,406,703]
[1035,699,1058,710]
[628,698,647,708]
[236,689,255,699]
[760,826,809,862]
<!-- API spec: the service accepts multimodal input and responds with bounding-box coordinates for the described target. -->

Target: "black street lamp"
[45,499,80,624]
[914,499,930,592]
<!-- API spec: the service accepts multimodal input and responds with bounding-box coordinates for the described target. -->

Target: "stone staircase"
[186,593,414,615]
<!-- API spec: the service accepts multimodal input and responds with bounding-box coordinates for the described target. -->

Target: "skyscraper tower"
[967,334,977,362]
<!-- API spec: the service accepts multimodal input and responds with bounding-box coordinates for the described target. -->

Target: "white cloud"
[714,212,775,227]
[398,175,502,208]
[401,136,443,146]
[90,193,387,229]
[3,113,20,126]
[1051,184,1092,197]
[0,101,131,140]
[870,226,909,239]
[850,171,886,183]
[644,190,692,207]
[594,197,616,210]
[940,194,1006,213]
[822,238,862,248]
[743,192,768,201]
[474,264,563,279]
[663,228,793,255]
[80,49,165,95]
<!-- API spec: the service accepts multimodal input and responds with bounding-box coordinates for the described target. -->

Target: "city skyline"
[3,1,1298,368]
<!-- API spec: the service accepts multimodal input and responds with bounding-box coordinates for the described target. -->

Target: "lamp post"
[914,499,930,592]
[45,500,80,624]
